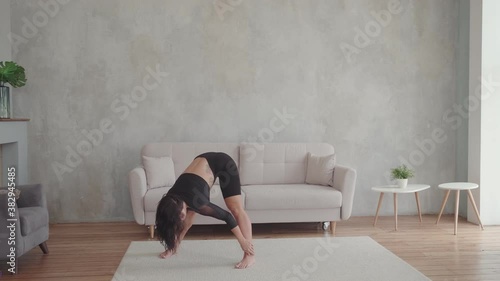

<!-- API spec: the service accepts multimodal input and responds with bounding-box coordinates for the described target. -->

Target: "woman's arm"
[179,210,196,241]
[231,226,254,255]
[159,210,196,259]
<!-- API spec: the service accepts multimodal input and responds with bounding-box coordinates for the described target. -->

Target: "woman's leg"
[224,195,255,269]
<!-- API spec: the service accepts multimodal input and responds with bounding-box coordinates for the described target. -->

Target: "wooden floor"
[1,215,499,281]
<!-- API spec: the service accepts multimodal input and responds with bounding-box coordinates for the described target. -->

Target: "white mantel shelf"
[0,119,29,186]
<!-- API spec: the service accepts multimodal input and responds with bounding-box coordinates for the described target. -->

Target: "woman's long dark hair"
[155,194,185,254]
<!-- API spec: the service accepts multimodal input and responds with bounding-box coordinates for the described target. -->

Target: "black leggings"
[196,152,241,199]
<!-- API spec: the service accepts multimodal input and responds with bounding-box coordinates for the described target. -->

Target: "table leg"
[454,190,460,235]
[394,193,398,231]
[373,193,384,226]
[436,190,451,224]
[467,190,485,230]
[415,192,422,222]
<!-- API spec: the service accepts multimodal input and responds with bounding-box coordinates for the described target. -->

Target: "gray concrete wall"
[0,1,11,60]
[0,0,11,185]
[10,0,462,222]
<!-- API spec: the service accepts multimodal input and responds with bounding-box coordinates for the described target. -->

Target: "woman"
[155,152,255,269]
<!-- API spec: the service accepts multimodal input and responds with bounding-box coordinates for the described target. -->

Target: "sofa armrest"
[129,167,148,225]
[16,184,46,208]
[332,165,357,220]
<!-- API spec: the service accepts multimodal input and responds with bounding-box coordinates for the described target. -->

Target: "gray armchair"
[0,184,49,274]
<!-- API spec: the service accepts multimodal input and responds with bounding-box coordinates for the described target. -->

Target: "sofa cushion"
[144,185,246,212]
[242,184,342,210]
[19,207,49,236]
[306,153,336,186]
[239,143,335,185]
[142,156,176,189]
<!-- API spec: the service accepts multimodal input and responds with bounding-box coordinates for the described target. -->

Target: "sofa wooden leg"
[149,225,155,238]
[330,221,336,236]
[39,241,49,254]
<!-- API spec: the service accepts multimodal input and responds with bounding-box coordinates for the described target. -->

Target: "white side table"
[435,182,484,235]
[372,184,430,231]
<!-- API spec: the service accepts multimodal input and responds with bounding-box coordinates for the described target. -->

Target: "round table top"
[371,184,431,193]
[438,182,478,190]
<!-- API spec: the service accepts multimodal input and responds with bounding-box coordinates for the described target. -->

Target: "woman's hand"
[231,226,255,255]
[239,239,255,255]
[159,249,174,259]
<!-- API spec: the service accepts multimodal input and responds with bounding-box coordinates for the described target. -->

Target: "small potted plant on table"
[391,165,414,189]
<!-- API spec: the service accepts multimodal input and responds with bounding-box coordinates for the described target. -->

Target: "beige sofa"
[128,142,356,238]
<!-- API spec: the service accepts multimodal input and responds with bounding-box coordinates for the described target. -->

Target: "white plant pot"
[396,179,408,189]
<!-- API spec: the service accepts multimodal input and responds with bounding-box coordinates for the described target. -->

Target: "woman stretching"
[155,152,255,269]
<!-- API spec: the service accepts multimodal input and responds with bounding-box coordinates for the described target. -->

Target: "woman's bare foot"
[235,253,255,269]
[159,250,174,259]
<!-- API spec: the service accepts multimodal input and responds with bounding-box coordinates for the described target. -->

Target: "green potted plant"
[391,165,414,188]
[0,61,27,119]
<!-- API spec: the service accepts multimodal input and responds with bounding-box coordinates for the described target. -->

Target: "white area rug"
[112,236,430,281]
